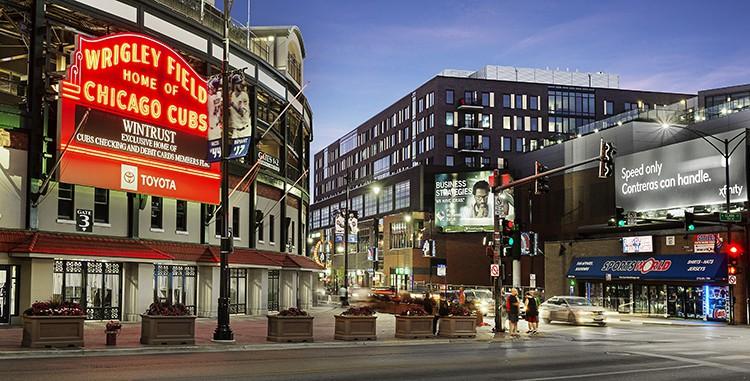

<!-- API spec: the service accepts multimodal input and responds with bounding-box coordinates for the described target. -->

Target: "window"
[53,260,122,320]
[379,185,393,213]
[530,117,538,132]
[154,265,197,314]
[269,215,275,243]
[267,270,280,311]
[176,200,187,232]
[604,100,614,115]
[445,133,454,148]
[502,137,512,152]
[548,89,595,116]
[481,92,490,106]
[445,89,454,104]
[516,137,526,152]
[57,183,74,220]
[464,156,477,167]
[515,116,524,131]
[257,209,265,241]
[446,155,454,166]
[515,95,523,109]
[373,156,390,179]
[445,112,454,127]
[351,195,364,219]
[364,192,377,216]
[390,222,411,249]
[481,136,490,150]
[502,94,511,108]
[481,114,490,128]
[464,91,474,104]
[229,268,247,314]
[215,206,223,237]
[624,102,638,111]
[530,139,539,151]
[232,207,241,238]
[151,197,163,229]
[502,116,511,130]
[464,113,475,128]
[395,180,410,209]
[481,157,491,167]
[93,188,109,224]
[529,96,538,110]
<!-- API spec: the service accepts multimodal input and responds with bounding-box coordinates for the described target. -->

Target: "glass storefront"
[229,268,247,314]
[584,281,729,321]
[268,270,280,312]
[0,265,17,324]
[154,265,197,314]
[53,260,122,320]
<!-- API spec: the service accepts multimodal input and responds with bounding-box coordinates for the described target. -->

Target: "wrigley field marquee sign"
[58,33,220,204]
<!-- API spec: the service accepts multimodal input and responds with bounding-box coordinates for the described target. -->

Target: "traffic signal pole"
[492,212,504,333]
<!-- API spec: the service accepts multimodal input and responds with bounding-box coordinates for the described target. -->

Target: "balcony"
[456,98,484,110]
[458,144,485,153]
[457,121,487,132]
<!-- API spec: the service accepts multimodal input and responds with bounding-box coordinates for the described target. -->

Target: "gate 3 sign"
[58,33,220,204]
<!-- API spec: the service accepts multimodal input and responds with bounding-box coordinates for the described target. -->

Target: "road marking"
[711,354,750,361]
[628,350,750,374]
[514,364,701,381]
[674,351,721,356]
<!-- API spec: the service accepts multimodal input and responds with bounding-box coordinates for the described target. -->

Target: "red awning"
[9,231,173,261]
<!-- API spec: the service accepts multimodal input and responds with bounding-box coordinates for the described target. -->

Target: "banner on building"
[434,171,495,232]
[622,236,653,253]
[58,33,220,204]
[615,131,747,212]
[206,73,252,162]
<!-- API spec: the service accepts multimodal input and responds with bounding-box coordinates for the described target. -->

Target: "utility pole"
[213,0,234,342]
[342,172,351,306]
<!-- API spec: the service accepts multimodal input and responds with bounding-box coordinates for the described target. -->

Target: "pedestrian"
[507,288,520,337]
[458,287,466,306]
[525,291,539,335]
[422,292,435,315]
[339,285,348,307]
[436,293,450,335]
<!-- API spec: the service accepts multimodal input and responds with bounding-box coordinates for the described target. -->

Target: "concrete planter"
[374,302,423,315]
[22,315,85,348]
[395,315,434,339]
[438,315,477,338]
[334,315,377,341]
[267,315,314,342]
[139,315,196,345]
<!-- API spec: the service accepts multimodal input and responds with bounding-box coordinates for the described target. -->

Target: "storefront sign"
[75,209,93,232]
[59,33,220,204]
[694,233,718,253]
[567,254,727,281]
[258,151,280,172]
[437,264,447,277]
[434,171,495,232]
[615,131,747,212]
[622,236,653,253]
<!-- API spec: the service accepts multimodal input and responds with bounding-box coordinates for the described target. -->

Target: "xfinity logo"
[121,164,138,191]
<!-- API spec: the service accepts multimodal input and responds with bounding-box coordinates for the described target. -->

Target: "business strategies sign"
[58,33,220,204]
[615,131,747,212]
[434,171,494,232]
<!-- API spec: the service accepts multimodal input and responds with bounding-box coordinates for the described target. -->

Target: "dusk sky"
[228,0,750,156]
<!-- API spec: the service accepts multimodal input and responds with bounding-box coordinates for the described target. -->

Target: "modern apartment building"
[309,65,692,291]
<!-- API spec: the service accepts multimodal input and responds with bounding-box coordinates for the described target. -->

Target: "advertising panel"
[206,74,252,162]
[622,236,653,253]
[615,131,747,212]
[58,33,220,204]
[567,254,727,281]
[434,171,494,232]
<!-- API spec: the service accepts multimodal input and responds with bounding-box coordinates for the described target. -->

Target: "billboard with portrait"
[434,171,494,232]
[58,33,220,204]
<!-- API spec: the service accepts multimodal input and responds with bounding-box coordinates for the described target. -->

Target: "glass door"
[0,266,10,324]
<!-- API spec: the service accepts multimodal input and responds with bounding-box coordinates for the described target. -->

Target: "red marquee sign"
[59,33,220,204]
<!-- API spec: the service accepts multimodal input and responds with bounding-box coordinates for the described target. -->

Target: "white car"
[540,296,606,326]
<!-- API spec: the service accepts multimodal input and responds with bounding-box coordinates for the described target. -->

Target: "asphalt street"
[4,321,750,381]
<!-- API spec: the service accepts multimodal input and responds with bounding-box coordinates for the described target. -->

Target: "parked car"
[348,286,371,302]
[446,289,497,316]
[539,296,606,326]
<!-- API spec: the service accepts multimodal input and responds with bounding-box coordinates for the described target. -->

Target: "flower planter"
[334,315,377,341]
[267,315,314,342]
[22,315,85,348]
[374,302,423,315]
[395,315,435,339]
[139,315,196,345]
[438,315,477,338]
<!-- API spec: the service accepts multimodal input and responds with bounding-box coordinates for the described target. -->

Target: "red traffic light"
[729,265,737,275]
[728,244,742,256]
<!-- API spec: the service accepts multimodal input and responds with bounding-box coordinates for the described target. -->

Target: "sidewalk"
[0,307,501,359]
[605,313,729,327]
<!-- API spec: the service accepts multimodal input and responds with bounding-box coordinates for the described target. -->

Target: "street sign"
[665,236,675,246]
[729,275,737,285]
[530,273,536,288]
[720,212,742,222]
[437,264,447,277]
[490,264,500,277]
[75,209,93,232]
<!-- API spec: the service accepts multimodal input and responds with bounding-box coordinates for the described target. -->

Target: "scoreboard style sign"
[58,33,220,204]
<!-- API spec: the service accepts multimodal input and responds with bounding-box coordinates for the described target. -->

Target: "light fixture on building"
[404,214,412,222]
[372,185,381,195]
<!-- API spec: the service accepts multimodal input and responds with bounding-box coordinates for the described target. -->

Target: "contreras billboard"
[615,131,747,212]
[58,33,220,204]
[434,171,493,232]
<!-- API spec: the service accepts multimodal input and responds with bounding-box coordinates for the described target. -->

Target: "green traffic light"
[508,237,514,246]
[688,224,695,231]
[617,220,626,227]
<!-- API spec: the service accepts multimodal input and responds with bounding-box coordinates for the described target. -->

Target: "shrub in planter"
[105,320,122,346]
[335,307,376,341]
[438,304,477,338]
[140,301,196,345]
[395,306,434,339]
[22,301,86,348]
[267,308,314,342]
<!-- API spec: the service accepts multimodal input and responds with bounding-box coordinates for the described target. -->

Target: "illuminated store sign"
[58,33,220,204]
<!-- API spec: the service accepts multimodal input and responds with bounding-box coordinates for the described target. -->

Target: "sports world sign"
[58,33,220,204]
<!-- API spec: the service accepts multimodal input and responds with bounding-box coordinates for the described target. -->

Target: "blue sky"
[226,0,750,156]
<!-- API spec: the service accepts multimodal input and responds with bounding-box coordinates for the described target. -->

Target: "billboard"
[615,131,747,212]
[58,33,220,204]
[622,236,653,253]
[434,171,494,232]
[206,73,252,162]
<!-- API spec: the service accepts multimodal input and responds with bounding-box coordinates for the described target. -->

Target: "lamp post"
[342,172,351,306]
[213,0,234,342]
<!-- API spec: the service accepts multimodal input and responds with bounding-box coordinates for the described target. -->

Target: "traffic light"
[728,243,742,258]
[500,219,515,248]
[728,263,738,276]
[534,161,550,195]
[598,139,616,178]
[489,169,501,191]
[684,212,695,231]
[615,207,626,227]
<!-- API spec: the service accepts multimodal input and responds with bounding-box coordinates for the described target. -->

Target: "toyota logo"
[123,171,135,184]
